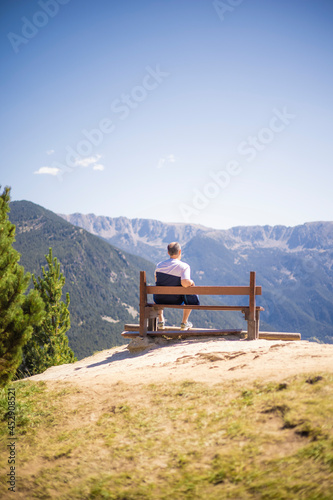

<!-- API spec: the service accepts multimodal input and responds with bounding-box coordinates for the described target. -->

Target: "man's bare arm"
[181,279,195,287]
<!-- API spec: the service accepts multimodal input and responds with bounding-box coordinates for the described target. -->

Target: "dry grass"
[1,373,333,499]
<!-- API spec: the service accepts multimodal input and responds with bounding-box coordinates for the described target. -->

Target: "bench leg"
[141,308,159,334]
[248,311,261,340]
[256,310,260,338]
[248,271,257,340]
[148,316,157,331]
[247,320,256,340]
[139,313,147,336]
[139,271,147,336]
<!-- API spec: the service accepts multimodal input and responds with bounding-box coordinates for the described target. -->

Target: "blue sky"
[1,0,333,229]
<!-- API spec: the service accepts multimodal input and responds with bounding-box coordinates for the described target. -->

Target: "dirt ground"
[28,337,333,389]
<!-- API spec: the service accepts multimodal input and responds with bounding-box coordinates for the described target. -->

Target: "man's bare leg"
[182,309,191,324]
[158,308,164,323]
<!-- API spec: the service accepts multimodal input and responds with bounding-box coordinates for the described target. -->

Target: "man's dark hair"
[168,242,181,256]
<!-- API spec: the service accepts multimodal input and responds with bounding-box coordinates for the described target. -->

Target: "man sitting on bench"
[153,242,200,330]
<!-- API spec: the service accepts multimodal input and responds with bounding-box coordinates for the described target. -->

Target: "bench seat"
[146,303,265,312]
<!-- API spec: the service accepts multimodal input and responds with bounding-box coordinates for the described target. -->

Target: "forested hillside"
[10,201,155,359]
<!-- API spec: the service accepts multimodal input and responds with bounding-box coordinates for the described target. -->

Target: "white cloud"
[157,154,176,168]
[74,154,102,167]
[35,153,105,177]
[46,149,55,155]
[34,166,61,176]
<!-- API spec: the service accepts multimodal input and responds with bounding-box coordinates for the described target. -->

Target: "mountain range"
[8,201,333,361]
[60,213,333,344]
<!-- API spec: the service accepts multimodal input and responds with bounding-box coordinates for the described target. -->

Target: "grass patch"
[0,374,332,498]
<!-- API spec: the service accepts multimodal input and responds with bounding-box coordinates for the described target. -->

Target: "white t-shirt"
[155,258,191,281]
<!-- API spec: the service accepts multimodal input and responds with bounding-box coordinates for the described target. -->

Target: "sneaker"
[157,321,165,330]
[180,321,193,330]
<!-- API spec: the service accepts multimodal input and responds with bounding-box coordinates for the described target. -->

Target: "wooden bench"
[134,270,264,340]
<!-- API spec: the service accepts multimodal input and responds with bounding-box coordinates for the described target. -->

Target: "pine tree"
[21,247,76,375]
[0,186,44,387]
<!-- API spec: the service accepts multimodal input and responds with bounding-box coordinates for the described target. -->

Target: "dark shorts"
[153,293,200,306]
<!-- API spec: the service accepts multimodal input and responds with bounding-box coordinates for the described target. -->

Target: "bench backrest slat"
[146,285,262,296]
